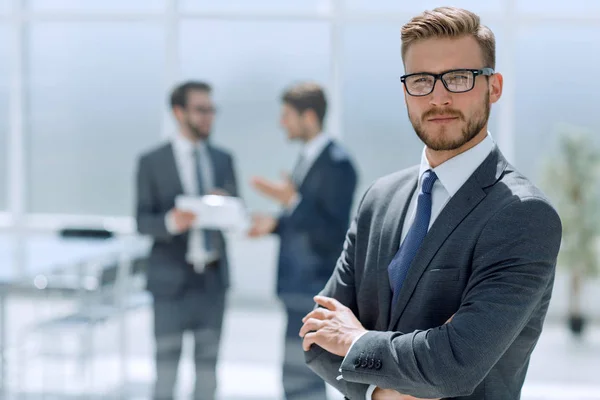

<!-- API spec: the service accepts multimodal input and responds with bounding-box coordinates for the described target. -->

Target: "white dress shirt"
[340,133,495,399]
[165,133,217,271]
[294,132,331,185]
[287,132,331,211]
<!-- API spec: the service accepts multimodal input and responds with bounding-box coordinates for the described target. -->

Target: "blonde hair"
[401,7,496,69]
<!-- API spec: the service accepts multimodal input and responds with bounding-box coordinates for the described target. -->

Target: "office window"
[514,25,600,183]
[180,0,331,13]
[179,20,330,213]
[0,24,8,210]
[342,23,502,198]
[27,0,164,12]
[27,22,165,216]
[0,0,9,14]
[517,0,600,17]
[343,0,502,15]
[342,23,421,198]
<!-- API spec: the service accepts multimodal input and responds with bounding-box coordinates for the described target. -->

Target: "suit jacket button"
[353,357,361,368]
[367,358,375,369]
[360,359,368,368]
[375,360,382,370]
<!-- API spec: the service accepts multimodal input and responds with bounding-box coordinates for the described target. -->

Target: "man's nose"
[429,79,452,107]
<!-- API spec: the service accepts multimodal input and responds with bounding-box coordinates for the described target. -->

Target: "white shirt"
[287,132,331,211]
[294,132,331,185]
[401,133,496,243]
[165,133,216,270]
[341,133,495,399]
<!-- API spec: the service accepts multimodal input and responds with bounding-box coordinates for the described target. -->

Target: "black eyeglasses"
[400,68,494,96]
[192,106,217,115]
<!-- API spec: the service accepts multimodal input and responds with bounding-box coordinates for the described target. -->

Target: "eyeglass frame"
[400,67,495,97]
[190,105,218,115]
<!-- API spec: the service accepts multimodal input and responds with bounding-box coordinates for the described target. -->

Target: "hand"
[299,296,367,357]
[209,188,230,196]
[171,208,196,232]
[373,388,440,400]
[251,172,297,206]
[248,214,277,238]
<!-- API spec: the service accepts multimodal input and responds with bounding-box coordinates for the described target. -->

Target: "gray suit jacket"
[135,141,238,299]
[305,147,562,399]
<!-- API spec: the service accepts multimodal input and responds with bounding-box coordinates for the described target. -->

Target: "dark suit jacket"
[305,147,562,399]
[135,141,238,299]
[275,140,358,304]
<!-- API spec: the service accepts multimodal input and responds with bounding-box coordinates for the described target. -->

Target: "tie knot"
[421,170,437,194]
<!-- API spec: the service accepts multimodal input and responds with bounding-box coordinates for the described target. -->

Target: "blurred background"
[0,0,599,399]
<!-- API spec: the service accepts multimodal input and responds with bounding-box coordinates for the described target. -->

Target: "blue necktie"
[193,147,214,253]
[388,170,438,309]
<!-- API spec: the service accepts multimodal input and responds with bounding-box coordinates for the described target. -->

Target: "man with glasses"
[135,81,239,400]
[299,7,561,400]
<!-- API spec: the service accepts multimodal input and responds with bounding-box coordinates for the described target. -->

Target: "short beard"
[409,94,490,151]
[185,117,209,140]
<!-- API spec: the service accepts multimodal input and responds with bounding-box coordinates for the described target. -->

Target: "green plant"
[541,124,600,323]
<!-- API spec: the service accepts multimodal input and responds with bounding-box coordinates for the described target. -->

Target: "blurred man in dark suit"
[249,82,358,400]
[135,81,239,400]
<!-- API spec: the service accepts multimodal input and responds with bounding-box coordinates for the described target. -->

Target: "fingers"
[251,177,274,189]
[174,209,195,219]
[314,295,342,311]
[210,189,229,196]
[302,331,318,351]
[302,307,334,323]
[445,313,455,324]
[299,318,326,338]
[252,180,280,198]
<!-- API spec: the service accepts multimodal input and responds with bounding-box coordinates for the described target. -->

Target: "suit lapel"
[387,147,507,330]
[163,143,184,196]
[388,180,486,329]
[375,171,418,331]
[298,142,332,190]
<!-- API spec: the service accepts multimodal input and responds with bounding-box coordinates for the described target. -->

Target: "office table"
[0,232,151,396]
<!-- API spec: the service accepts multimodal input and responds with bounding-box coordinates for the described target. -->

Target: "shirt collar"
[418,133,495,197]
[301,132,331,161]
[172,133,207,154]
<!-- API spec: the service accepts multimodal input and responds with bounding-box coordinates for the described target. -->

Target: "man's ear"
[302,109,319,127]
[489,72,503,104]
[172,105,185,121]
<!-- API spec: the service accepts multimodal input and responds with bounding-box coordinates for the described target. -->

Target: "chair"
[6,230,150,398]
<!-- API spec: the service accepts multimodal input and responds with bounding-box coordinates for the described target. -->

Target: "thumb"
[281,171,292,183]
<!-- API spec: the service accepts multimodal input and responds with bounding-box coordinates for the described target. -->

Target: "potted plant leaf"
[541,124,600,337]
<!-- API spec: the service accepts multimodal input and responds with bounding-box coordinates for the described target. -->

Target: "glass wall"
[0,24,8,211]
[0,0,596,222]
[180,0,331,13]
[27,0,165,12]
[514,24,600,182]
[26,22,165,215]
[0,0,9,14]
[343,0,502,14]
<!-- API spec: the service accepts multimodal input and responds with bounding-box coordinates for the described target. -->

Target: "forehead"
[186,89,212,106]
[282,103,299,116]
[404,36,485,74]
